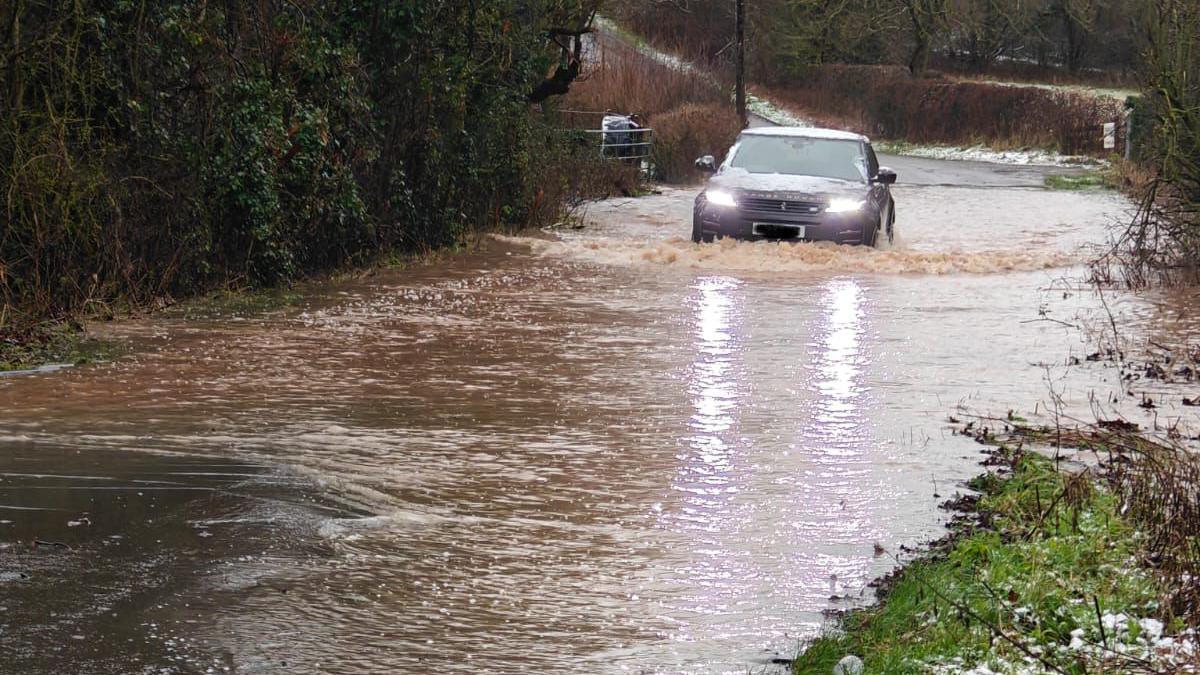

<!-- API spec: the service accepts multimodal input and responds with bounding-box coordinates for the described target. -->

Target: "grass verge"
[1044,172,1111,191]
[793,440,1198,674]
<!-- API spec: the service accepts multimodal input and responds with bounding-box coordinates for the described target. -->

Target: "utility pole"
[735,0,747,128]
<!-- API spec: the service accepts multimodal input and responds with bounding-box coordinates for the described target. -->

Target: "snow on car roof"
[740,127,869,143]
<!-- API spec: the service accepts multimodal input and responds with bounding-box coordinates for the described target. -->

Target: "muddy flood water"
[3,154,1199,674]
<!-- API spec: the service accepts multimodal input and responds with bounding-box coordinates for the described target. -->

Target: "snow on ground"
[593,16,706,78]
[962,78,1138,103]
[745,93,814,127]
[874,141,1102,167]
[925,614,1199,674]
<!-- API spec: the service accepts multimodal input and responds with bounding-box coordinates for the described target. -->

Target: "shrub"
[516,120,644,229]
[1120,0,1200,280]
[764,65,1125,155]
[650,104,742,183]
[563,34,728,119]
[0,1,595,334]
[560,35,739,185]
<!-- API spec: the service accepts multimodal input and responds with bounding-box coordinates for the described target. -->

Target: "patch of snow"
[593,16,707,79]
[961,78,1138,103]
[1101,612,1130,632]
[746,93,813,127]
[924,612,1198,674]
[1139,617,1165,641]
[875,142,1102,168]
[929,657,1041,675]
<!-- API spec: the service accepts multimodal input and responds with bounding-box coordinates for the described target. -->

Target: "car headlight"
[705,190,737,208]
[826,198,865,213]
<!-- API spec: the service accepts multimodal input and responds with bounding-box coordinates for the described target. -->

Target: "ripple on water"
[2,168,1189,674]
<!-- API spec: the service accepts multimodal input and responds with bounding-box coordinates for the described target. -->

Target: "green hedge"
[0,1,576,330]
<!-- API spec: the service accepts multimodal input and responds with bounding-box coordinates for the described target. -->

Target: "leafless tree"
[896,0,949,75]
[528,0,603,102]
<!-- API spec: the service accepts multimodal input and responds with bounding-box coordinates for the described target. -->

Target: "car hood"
[707,170,867,200]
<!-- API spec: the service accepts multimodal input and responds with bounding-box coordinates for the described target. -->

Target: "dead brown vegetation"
[1118,0,1200,284]
[763,65,1125,155]
[562,35,741,184]
[1080,430,1200,628]
[564,34,727,116]
[1000,419,1200,630]
[650,104,743,183]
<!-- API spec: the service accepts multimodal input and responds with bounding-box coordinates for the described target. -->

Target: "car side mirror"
[695,155,717,173]
[875,168,897,185]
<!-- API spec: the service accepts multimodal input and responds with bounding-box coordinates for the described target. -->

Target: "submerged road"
[2,152,1197,673]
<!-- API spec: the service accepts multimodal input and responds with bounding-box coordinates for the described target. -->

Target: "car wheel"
[691,217,702,243]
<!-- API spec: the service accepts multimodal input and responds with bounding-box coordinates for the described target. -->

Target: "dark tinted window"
[728,136,867,182]
[866,144,880,177]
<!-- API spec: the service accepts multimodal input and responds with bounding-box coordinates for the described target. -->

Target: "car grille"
[738,197,823,215]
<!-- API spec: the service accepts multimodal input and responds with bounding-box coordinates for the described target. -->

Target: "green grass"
[793,451,1162,674]
[1043,172,1111,190]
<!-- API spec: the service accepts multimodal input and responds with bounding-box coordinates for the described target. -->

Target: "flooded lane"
[2,157,1192,673]
[0,444,349,673]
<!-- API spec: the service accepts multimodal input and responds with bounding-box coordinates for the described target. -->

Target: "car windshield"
[727,136,867,182]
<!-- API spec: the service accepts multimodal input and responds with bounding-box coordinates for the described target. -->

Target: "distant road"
[747,111,1080,189]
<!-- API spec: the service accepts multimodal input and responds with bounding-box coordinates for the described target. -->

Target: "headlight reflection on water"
[813,278,867,450]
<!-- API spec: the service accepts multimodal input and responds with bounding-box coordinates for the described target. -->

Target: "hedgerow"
[0,1,600,334]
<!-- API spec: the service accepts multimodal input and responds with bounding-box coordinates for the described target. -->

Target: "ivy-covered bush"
[0,0,592,330]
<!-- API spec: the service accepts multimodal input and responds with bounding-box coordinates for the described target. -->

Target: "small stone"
[833,654,864,675]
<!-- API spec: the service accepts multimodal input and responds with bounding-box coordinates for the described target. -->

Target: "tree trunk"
[909,32,931,75]
[904,1,933,76]
[1063,9,1082,72]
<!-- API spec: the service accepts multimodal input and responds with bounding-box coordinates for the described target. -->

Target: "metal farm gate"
[558,110,655,165]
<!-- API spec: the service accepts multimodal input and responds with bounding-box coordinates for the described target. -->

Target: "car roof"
[740,126,870,143]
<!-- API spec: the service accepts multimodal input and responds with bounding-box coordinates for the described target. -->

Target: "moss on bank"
[0,324,122,373]
[793,448,1191,674]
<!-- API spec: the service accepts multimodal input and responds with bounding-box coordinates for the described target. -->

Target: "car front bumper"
[695,204,876,245]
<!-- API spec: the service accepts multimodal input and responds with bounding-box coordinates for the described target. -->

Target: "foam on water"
[500,235,1079,276]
